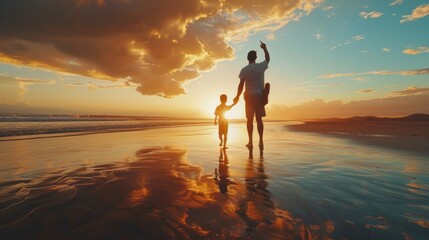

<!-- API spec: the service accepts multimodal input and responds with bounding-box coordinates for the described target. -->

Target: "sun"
[224,106,244,119]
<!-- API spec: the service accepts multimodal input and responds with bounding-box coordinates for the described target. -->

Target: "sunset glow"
[1,2,429,239]
[0,0,428,119]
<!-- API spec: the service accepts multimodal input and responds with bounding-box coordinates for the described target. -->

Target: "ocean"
[0,114,212,138]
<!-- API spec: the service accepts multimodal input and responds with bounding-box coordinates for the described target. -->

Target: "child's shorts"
[218,120,229,135]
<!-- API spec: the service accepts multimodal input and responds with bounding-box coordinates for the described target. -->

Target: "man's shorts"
[245,94,266,119]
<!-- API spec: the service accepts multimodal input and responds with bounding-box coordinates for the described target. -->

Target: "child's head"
[220,94,227,103]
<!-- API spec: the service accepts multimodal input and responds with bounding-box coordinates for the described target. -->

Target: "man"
[234,41,270,148]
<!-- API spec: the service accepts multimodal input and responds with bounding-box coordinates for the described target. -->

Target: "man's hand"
[260,41,267,49]
[260,40,270,63]
[233,97,239,104]
[214,122,217,126]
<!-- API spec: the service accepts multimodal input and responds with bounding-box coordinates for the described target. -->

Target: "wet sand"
[0,123,428,239]
[288,120,429,156]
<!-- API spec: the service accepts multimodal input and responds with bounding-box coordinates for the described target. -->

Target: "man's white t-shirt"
[238,60,268,97]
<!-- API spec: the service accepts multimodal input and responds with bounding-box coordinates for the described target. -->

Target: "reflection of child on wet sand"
[214,94,237,149]
[214,148,234,193]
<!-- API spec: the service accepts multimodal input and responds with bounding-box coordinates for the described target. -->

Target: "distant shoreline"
[288,114,429,155]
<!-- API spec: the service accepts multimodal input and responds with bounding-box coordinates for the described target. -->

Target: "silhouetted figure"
[234,41,270,148]
[214,148,233,193]
[214,94,237,149]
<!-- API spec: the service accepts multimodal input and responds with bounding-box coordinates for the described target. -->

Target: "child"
[214,94,236,149]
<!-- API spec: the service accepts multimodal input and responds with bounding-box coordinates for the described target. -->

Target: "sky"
[0,0,428,119]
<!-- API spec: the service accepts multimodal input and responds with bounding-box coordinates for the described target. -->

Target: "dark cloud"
[0,0,322,97]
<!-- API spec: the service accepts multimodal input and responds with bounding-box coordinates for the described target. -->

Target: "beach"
[1,122,428,239]
[287,119,429,156]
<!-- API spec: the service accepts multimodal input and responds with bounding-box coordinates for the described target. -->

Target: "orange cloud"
[401,4,429,23]
[402,46,429,55]
[268,92,429,119]
[0,0,323,98]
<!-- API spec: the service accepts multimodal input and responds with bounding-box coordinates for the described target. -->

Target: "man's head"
[247,50,257,62]
[220,94,227,103]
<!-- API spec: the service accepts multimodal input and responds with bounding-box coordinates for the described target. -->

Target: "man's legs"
[246,116,253,147]
[256,116,264,147]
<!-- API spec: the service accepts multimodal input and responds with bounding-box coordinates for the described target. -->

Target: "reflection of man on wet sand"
[240,147,276,230]
[234,41,270,148]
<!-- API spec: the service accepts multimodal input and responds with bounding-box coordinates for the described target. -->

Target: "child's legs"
[223,123,229,147]
[219,121,227,144]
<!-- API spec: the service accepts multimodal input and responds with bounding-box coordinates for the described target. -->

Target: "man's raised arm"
[260,41,270,64]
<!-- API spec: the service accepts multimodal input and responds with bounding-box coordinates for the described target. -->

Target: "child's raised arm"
[229,101,237,108]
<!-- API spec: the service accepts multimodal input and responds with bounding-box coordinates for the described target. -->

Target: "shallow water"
[0,116,212,137]
[0,123,428,239]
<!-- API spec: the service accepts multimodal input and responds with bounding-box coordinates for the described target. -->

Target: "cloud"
[0,74,55,85]
[15,77,55,85]
[314,33,325,40]
[353,35,365,41]
[382,48,390,52]
[322,5,334,18]
[402,46,429,55]
[319,73,355,78]
[285,82,342,91]
[65,80,133,90]
[266,32,276,41]
[268,92,429,119]
[0,75,55,102]
[401,4,429,23]
[359,89,373,93]
[0,0,323,98]
[359,11,384,19]
[323,6,334,11]
[331,34,364,50]
[351,77,369,82]
[319,67,429,79]
[390,0,403,6]
[390,86,429,96]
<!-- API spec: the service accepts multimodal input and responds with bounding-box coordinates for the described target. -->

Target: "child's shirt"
[214,104,232,122]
